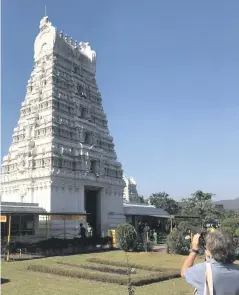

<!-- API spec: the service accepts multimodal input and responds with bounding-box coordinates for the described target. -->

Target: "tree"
[221,217,239,237]
[138,195,148,204]
[149,192,180,215]
[222,210,239,220]
[181,190,223,226]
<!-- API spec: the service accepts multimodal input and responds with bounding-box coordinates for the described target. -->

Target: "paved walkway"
[153,244,168,252]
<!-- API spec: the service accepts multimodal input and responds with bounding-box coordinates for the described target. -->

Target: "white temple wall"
[51,181,85,213]
[34,181,51,212]
[101,186,126,232]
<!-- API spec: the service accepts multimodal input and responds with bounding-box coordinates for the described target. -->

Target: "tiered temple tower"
[1,16,125,235]
[123,177,141,203]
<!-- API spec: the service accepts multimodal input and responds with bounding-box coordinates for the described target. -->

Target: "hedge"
[26,264,180,286]
[87,257,178,273]
[57,262,133,275]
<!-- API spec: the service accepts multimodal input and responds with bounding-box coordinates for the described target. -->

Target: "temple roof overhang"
[0,202,47,214]
[123,202,172,218]
[0,202,87,216]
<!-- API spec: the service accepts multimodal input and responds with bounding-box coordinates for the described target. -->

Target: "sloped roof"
[123,202,171,218]
[1,202,47,214]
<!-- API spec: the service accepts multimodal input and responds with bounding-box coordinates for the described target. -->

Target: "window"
[59,158,62,168]
[77,83,83,95]
[104,168,109,176]
[85,132,91,144]
[90,160,98,173]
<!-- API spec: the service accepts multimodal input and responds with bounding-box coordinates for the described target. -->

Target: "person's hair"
[80,223,83,226]
[205,230,235,263]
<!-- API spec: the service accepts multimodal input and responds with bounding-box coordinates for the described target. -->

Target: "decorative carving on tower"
[1,15,125,211]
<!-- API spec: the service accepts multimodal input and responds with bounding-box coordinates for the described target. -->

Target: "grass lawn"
[0,251,205,295]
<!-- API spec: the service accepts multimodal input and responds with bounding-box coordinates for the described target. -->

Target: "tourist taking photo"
[181,230,239,295]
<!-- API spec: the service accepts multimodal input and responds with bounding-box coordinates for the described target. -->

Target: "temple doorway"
[84,187,101,236]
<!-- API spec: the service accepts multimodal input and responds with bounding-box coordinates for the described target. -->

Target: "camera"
[198,229,208,250]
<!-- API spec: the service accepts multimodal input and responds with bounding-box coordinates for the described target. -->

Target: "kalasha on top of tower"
[35,16,96,73]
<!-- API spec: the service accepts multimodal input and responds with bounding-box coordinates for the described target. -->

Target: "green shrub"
[166,221,199,255]
[133,235,153,252]
[116,223,137,251]
[167,225,191,255]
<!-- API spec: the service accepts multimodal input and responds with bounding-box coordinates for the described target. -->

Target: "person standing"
[87,223,93,237]
[79,223,86,238]
[181,230,239,295]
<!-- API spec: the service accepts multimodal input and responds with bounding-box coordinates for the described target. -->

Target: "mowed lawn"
[0,251,205,295]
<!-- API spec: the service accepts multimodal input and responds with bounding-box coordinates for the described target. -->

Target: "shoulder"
[185,262,206,275]
[185,262,206,285]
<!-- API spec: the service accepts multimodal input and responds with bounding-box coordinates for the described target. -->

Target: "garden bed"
[57,261,135,275]
[27,258,180,286]
[86,257,177,272]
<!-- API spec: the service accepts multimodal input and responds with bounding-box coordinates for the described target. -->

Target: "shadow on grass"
[1,278,10,285]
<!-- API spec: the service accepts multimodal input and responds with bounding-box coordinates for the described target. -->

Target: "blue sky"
[2,0,239,200]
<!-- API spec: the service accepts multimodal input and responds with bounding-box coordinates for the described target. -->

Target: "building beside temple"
[123,177,171,232]
[1,16,125,236]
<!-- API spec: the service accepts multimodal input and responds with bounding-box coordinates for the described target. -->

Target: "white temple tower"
[1,16,125,235]
[123,176,140,203]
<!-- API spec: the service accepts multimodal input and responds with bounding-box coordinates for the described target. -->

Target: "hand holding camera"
[192,233,200,251]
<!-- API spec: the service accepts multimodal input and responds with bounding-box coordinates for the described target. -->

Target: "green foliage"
[57,262,133,275]
[167,221,196,255]
[138,195,148,204]
[116,223,137,252]
[177,221,191,233]
[235,228,239,237]
[222,211,239,220]
[27,260,180,286]
[221,217,239,237]
[167,229,189,255]
[86,257,178,272]
[149,192,180,215]
[218,215,239,258]
[181,190,223,225]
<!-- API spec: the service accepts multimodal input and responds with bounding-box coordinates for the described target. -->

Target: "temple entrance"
[84,187,101,236]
